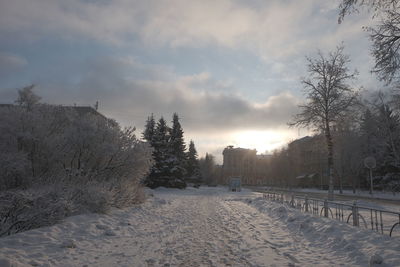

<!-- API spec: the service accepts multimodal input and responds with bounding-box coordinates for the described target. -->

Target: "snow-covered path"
[1,187,399,266]
[136,189,297,267]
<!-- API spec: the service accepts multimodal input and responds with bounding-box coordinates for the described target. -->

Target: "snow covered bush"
[0,107,31,190]
[0,86,153,236]
[0,187,72,237]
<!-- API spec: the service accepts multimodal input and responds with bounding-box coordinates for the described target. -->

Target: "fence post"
[324,199,329,218]
[281,193,284,203]
[305,195,309,212]
[290,194,295,207]
[352,201,359,227]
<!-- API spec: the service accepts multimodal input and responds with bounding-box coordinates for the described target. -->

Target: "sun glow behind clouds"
[230,130,296,154]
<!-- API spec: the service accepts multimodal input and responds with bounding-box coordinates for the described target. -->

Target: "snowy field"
[1,187,400,267]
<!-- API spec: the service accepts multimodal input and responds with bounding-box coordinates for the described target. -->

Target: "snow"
[0,187,399,266]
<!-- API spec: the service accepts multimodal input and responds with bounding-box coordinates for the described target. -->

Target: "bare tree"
[369,11,400,83]
[290,45,359,200]
[339,0,400,83]
[338,0,399,23]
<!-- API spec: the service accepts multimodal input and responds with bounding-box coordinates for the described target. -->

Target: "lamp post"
[364,156,376,195]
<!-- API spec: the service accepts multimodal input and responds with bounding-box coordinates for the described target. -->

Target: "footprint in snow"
[104,229,117,236]
[60,239,76,248]
[96,224,108,230]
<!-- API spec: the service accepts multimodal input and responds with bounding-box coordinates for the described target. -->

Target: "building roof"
[289,136,312,146]
[0,103,105,118]
[223,146,257,155]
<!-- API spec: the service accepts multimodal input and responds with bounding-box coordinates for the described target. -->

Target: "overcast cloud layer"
[0,0,380,160]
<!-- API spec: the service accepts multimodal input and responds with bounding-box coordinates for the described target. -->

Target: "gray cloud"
[0,52,27,77]
[0,1,369,61]
[0,0,377,92]
[4,56,299,133]
[0,0,377,159]
[84,58,300,132]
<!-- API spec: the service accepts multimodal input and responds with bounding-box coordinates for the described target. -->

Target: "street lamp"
[364,156,376,195]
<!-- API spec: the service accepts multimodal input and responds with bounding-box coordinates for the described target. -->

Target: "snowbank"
[245,196,400,266]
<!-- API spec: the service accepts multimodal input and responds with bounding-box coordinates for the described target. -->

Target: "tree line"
[142,113,201,188]
[270,1,400,198]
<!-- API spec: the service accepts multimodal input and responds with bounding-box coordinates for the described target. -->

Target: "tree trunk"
[325,122,334,200]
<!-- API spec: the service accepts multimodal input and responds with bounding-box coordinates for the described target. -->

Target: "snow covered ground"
[1,187,399,267]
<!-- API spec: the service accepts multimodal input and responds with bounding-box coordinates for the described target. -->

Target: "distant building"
[222,146,259,185]
[288,135,328,188]
[0,104,107,121]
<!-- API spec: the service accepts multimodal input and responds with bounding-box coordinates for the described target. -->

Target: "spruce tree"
[143,114,156,187]
[169,113,187,181]
[146,117,171,188]
[186,140,201,183]
[142,114,155,144]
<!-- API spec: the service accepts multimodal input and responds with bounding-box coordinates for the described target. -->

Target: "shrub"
[0,87,153,236]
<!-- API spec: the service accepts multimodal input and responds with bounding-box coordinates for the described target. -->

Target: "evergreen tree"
[375,104,400,170]
[142,114,155,145]
[153,117,170,175]
[186,140,201,183]
[360,102,400,191]
[360,109,377,156]
[145,117,171,188]
[169,113,187,180]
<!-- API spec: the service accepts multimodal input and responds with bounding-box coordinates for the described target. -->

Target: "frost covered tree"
[15,84,41,110]
[0,87,153,235]
[372,95,400,171]
[378,105,400,166]
[358,95,400,192]
[339,0,400,83]
[0,106,30,190]
[186,140,201,183]
[290,45,359,200]
[168,113,187,180]
[339,0,399,23]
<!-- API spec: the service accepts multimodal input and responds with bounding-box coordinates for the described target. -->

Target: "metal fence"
[262,191,400,238]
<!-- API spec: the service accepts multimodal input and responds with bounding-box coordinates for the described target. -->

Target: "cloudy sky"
[0,0,381,162]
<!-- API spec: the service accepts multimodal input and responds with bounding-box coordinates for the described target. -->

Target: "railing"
[262,191,400,238]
